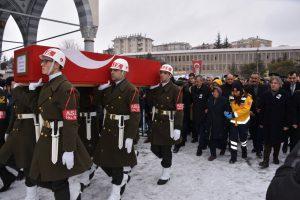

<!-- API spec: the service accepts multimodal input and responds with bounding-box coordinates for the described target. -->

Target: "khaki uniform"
[0,86,37,172]
[93,79,140,168]
[29,75,92,182]
[147,81,183,146]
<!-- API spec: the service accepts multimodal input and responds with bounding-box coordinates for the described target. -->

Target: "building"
[112,34,153,54]
[153,42,191,52]
[231,37,272,48]
[122,46,300,76]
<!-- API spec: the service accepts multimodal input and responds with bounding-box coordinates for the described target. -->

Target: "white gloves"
[173,129,181,141]
[29,78,43,91]
[62,151,74,170]
[4,133,9,142]
[98,81,110,90]
[149,84,160,90]
[125,138,133,153]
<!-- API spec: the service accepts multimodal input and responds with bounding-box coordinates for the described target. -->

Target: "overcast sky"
[2,0,300,58]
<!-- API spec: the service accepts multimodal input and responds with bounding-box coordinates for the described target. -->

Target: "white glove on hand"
[4,133,9,142]
[149,83,160,90]
[125,138,133,154]
[98,81,110,90]
[29,78,43,91]
[173,129,181,141]
[62,151,74,170]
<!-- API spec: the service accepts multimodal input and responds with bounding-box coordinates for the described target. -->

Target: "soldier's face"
[41,59,53,75]
[160,71,171,83]
[111,69,124,81]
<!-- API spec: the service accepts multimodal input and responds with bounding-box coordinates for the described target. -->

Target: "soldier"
[147,64,183,185]
[0,81,39,198]
[94,58,140,200]
[29,48,92,200]
[77,87,100,189]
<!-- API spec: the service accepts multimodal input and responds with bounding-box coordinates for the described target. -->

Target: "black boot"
[260,145,271,169]
[191,138,198,143]
[196,147,202,156]
[229,150,237,164]
[259,161,269,169]
[242,147,247,159]
[173,145,181,153]
[256,151,262,159]
[0,167,16,192]
[273,144,281,165]
[220,149,226,156]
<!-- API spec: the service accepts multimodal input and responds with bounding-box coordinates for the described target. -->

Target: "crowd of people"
[0,47,299,200]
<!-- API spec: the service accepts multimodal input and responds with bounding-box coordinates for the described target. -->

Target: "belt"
[17,113,36,120]
[154,109,174,116]
[109,114,130,121]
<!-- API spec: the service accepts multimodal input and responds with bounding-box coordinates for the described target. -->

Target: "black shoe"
[229,158,236,164]
[259,161,269,169]
[282,144,288,154]
[256,152,262,159]
[76,194,81,200]
[242,148,248,159]
[191,138,198,143]
[80,183,88,192]
[208,156,216,161]
[251,149,256,153]
[196,149,202,156]
[202,146,208,150]
[220,149,226,156]
[16,170,24,180]
[273,159,280,165]
[120,175,131,195]
[173,145,180,153]
[157,178,170,185]
[0,170,16,192]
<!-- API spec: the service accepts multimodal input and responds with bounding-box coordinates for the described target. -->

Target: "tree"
[239,62,266,79]
[60,39,81,50]
[214,32,222,49]
[268,60,300,76]
[223,37,231,48]
[228,62,239,75]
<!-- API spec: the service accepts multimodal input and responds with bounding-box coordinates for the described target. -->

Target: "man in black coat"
[282,71,300,153]
[246,72,269,158]
[191,75,210,156]
[220,74,235,155]
[174,73,195,153]
[266,141,300,200]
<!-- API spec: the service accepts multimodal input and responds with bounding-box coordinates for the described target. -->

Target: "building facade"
[231,37,272,48]
[153,42,191,52]
[123,46,300,76]
[112,34,153,54]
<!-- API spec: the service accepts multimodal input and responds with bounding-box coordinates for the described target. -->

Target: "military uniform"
[147,81,183,169]
[0,86,38,188]
[29,74,92,199]
[93,79,140,186]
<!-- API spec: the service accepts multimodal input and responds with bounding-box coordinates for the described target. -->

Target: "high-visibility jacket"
[229,94,253,125]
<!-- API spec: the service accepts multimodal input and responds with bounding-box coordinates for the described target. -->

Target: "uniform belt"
[17,113,36,120]
[154,109,174,116]
[109,114,130,121]
[80,112,97,118]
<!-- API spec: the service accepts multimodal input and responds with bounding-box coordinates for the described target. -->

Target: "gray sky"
[2,0,300,57]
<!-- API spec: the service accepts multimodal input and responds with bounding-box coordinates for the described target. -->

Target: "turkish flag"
[192,60,203,75]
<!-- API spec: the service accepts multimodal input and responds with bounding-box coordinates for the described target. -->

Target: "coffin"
[13,45,161,86]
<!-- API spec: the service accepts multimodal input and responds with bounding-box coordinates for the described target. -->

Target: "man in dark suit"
[282,71,300,153]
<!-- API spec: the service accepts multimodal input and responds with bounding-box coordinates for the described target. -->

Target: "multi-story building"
[153,42,191,52]
[112,34,153,54]
[231,37,272,48]
[123,46,300,76]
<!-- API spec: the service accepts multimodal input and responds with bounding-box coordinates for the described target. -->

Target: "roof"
[122,46,300,56]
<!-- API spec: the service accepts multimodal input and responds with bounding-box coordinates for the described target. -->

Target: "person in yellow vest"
[224,82,253,164]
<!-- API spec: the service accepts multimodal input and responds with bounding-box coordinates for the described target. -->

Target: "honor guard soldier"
[0,80,39,198]
[147,64,183,185]
[94,58,140,200]
[29,48,92,200]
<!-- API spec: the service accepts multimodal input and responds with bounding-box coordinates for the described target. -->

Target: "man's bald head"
[226,74,234,85]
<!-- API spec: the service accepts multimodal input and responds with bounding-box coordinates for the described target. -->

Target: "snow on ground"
[1,136,285,200]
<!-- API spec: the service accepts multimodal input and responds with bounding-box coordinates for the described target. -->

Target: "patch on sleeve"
[0,111,6,119]
[130,104,140,112]
[63,109,78,121]
[176,103,184,111]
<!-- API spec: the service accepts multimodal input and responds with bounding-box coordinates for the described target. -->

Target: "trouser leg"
[273,143,281,162]
[160,146,172,168]
[229,124,238,161]
[263,144,272,163]
[151,145,162,159]
[209,139,217,157]
[52,179,70,200]
[101,167,124,185]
